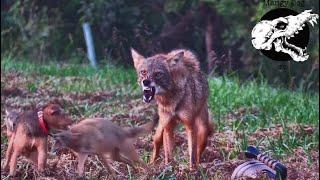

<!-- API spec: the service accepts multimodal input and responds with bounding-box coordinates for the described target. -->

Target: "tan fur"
[131,48,214,170]
[52,116,158,178]
[4,108,21,137]
[167,49,201,72]
[3,103,73,176]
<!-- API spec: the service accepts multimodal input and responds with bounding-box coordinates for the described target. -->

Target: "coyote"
[3,103,73,176]
[51,115,158,178]
[131,48,214,170]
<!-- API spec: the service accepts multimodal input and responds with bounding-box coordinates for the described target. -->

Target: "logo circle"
[254,8,310,61]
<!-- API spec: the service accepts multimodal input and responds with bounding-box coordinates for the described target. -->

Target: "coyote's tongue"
[143,87,155,103]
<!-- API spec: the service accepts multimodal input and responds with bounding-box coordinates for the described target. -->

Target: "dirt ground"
[1,72,319,179]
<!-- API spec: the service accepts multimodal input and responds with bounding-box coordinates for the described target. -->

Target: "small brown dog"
[3,103,73,176]
[51,116,158,178]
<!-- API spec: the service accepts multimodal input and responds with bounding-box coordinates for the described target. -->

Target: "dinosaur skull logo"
[252,8,318,62]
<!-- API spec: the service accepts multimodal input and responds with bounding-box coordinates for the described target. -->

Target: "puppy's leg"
[77,153,88,177]
[184,121,198,170]
[3,134,15,171]
[196,108,210,164]
[98,155,116,178]
[9,147,22,176]
[110,148,134,167]
[121,144,145,168]
[163,120,176,164]
[150,125,163,164]
[37,139,47,172]
[9,135,26,176]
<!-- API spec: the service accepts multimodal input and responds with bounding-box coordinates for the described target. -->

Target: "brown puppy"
[51,116,158,178]
[3,103,73,176]
[131,48,214,170]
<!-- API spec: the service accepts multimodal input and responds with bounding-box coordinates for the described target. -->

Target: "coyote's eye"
[140,70,147,76]
[154,72,163,79]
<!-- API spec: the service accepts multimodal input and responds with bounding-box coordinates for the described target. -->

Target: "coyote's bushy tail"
[125,114,159,138]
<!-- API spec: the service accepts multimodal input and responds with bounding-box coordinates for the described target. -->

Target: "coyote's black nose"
[143,79,151,86]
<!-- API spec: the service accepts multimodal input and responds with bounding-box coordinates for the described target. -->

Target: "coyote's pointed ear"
[131,48,145,69]
[168,51,184,67]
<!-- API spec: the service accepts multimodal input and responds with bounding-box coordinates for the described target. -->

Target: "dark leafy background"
[1,0,319,91]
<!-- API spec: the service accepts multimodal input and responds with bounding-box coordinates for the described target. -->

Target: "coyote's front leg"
[163,120,176,164]
[150,125,163,164]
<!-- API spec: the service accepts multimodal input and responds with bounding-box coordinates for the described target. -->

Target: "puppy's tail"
[125,114,159,138]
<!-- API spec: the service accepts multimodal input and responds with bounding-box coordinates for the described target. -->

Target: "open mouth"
[282,36,306,57]
[274,36,307,60]
[143,86,155,103]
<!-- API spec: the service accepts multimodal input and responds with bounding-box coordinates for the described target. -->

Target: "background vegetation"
[1,0,319,90]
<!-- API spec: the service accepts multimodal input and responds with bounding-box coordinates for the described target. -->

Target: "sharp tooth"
[290,35,294,37]
[148,96,152,101]
[310,21,315,26]
[312,18,317,23]
[298,27,303,30]
[288,37,290,39]
[302,24,305,27]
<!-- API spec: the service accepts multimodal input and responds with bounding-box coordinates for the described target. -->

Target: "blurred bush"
[1,0,319,90]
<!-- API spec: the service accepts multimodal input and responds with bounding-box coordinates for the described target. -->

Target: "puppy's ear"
[49,106,60,115]
[131,48,145,69]
[167,51,184,67]
[50,98,62,106]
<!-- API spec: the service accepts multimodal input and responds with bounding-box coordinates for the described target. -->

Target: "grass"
[1,57,319,179]
[208,76,319,156]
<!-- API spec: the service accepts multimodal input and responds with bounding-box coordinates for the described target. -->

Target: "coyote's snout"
[142,81,156,103]
[131,48,214,170]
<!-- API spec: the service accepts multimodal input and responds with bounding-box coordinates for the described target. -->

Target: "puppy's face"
[43,104,73,130]
[131,49,183,103]
[51,131,73,155]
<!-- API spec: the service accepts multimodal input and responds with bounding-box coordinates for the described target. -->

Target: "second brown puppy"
[52,116,158,178]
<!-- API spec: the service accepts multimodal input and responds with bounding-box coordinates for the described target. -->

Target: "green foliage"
[1,0,319,90]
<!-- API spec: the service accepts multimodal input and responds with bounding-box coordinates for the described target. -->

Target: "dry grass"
[1,60,318,179]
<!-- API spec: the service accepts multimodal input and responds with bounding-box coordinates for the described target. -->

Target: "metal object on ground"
[231,146,287,180]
